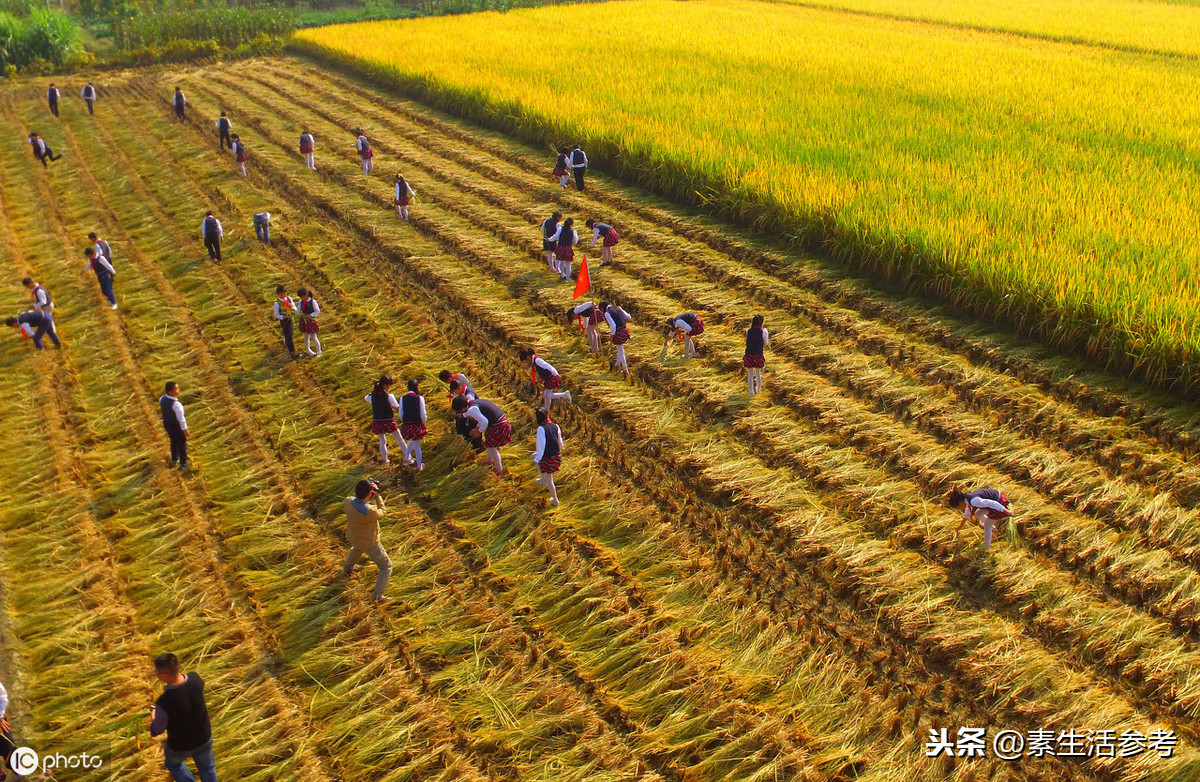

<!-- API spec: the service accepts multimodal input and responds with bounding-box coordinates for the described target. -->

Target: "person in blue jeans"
[82,247,118,309]
[150,653,217,782]
[253,212,270,244]
[6,310,60,349]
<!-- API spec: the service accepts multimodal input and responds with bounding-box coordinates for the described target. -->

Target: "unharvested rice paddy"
[295,0,1200,396]
[3,54,1200,780]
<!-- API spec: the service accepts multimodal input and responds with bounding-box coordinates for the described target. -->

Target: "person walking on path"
[28,132,63,167]
[231,134,247,178]
[552,147,571,188]
[551,217,578,281]
[950,487,1013,550]
[80,83,97,115]
[149,653,217,782]
[299,130,316,171]
[399,379,427,470]
[273,285,297,358]
[46,84,60,117]
[744,314,769,396]
[665,312,705,359]
[7,310,59,350]
[173,87,186,121]
[201,212,223,261]
[253,212,271,244]
[393,173,415,222]
[366,374,407,466]
[541,212,562,270]
[216,111,232,152]
[297,287,321,357]
[570,144,588,191]
[89,231,113,264]
[585,219,619,266]
[532,408,564,507]
[82,247,118,309]
[355,129,374,175]
[23,277,53,316]
[520,348,572,413]
[159,381,190,469]
[452,394,512,475]
[600,301,632,376]
[568,300,601,354]
[342,478,392,603]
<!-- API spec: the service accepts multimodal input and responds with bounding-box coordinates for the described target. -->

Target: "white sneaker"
[111,303,119,310]
[306,349,317,357]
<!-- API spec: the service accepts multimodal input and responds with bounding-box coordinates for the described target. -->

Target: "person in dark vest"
[201,212,222,261]
[88,231,113,264]
[365,374,406,466]
[215,111,232,152]
[552,147,570,188]
[398,379,427,470]
[299,130,316,171]
[393,173,415,222]
[355,129,374,175]
[159,381,189,469]
[149,653,217,782]
[665,312,704,359]
[585,219,619,266]
[273,285,296,358]
[82,247,118,309]
[231,134,247,178]
[28,132,63,167]
[46,84,60,117]
[6,310,59,350]
[568,300,601,354]
[23,277,53,315]
[439,371,481,451]
[438,369,475,398]
[949,487,1014,550]
[570,144,588,191]
[540,212,561,270]
[600,301,632,376]
[519,348,572,413]
[452,394,511,475]
[80,83,97,115]
[744,314,770,396]
[297,287,321,357]
[173,87,186,121]
[551,217,578,281]
[532,408,564,507]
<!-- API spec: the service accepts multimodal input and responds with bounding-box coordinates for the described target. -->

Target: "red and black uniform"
[537,420,562,474]
[399,391,426,441]
[368,390,399,434]
[744,326,766,368]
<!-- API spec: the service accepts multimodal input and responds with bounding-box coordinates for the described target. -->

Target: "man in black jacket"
[149,653,217,782]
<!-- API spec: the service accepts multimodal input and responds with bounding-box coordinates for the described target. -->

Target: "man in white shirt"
[83,247,118,309]
[159,381,190,469]
[201,213,223,262]
[80,83,97,115]
[570,145,588,191]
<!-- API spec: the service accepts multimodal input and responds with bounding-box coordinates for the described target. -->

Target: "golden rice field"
[4,54,1200,780]
[295,0,1200,396]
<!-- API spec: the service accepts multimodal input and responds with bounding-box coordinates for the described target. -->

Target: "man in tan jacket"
[343,478,392,603]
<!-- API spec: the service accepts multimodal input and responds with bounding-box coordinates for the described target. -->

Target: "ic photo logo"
[9,746,38,775]
[7,744,108,778]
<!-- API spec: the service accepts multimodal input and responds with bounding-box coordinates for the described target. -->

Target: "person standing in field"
[28,132,63,167]
[568,300,601,354]
[552,147,571,188]
[159,381,190,469]
[585,219,619,266]
[173,87,186,121]
[201,212,223,261]
[366,374,407,466]
[570,144,588,191]
[46,83,60,117]
[299,130,316,171]
[149,653,217,782]
[80,83,97,115]
[452,394,511,475]
[342,478,392,603]
[7,310,59,350]
[552,217,578,281]
[744,314,769,396]
[216,111,232,152]
[541,212,562,270]
[82,247,118,309]
[355,129,374,175]
[600,301,632,376]
[665,312,705,359]
[520,348,572,413]
[273,285,297,358]
[89,231,113,265]
[399,379,427,470]
[532,408,564,507]
[231,134,247,178]
[297,287,322,357]
[393,173,415,222]
[23,276,54,317]
[950,487,1013,550]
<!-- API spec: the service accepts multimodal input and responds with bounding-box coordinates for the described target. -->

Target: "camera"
[366,478,381,495]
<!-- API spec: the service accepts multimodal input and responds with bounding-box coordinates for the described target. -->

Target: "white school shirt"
[17,322,35,339]
[163,397,187,430]
[452,373,475,397]
[550,227,578,246]
[589,223,613,246]
[200,219,223,239]
[533,424,563,463]
[273,296,296,321]
[86,254,116,274]
[365,392,401,414]
[32,138,47,156]
[31,286,51,310]
[759,328,771,347]
[356,135,369,152]
[463,405,491,432]
[47,87,59,101]
[965,496,1008,520]
[533,356,559,378]
[81,85,96,99]
[94,238,113,261]
[300,298,320,318]
[0,678,7,718]
[673,318,694,334]
[395,182,415,200]
[604,307,631,335]
[571,150,588,169]
[573,301,596,318]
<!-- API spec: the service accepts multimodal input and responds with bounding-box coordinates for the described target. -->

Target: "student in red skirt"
[949,487,1014,550]
[744,314,769,396]
[452,394,511,475]
[273,285,297,358]
[520,348,573,413]
[393,173,416,222]
[532,409,564,507]
[666,312,704,358]
[399,379,427,470]
[551,217,578,281]
[355,129,374,175]
[297,287,322,357]
[299,130,316,171]
[568,301,601,354]
[552,147,571,188]
[541,212,562,270]
[600,301,633,376]
[585,220,619,266]
[365,374,407,466]
[443,375,483,452]
[438,369,475,398]
[231,134,247,178]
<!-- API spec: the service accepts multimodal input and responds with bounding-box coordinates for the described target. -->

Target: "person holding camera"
[342,478,392,604]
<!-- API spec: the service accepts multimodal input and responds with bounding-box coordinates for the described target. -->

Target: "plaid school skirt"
[394,196,410,207]
[236,152,248,163]
[554,244,575,262]
[300,142,313,153]
[743,353,765,368]
[484,418,512,449]
[400,422,426,441]
[541,374,563,390]
[299,317,319,334]
[602,230,620,248]
[538,455,562,474]
[360,148,374,159]
[612,326,630,345]
[688,318,705,337]
[552,167,568,177]
[371,419,399,434]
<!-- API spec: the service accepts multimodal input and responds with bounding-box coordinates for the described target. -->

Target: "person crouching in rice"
[394,173,415,222]
[520,348,573,413]
[744,314,769,396]
[366,374,407,466]
[949,487,1014,550]
[552,147,571,188]
[551,217,578,281]
[398,379,427,470]
[568,301,601,354]
[599,301,632,376]
[585,219,619,266]
[533,409,564,507]
[665,312,705,359]
[452,394,511,475]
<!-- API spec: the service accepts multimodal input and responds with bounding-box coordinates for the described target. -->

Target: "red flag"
[573,255,590,300]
